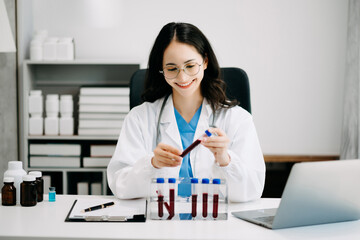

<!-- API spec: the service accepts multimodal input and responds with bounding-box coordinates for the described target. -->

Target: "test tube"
[157,178,164,218]
[168,178,176,218]
[202,178,209,218]
[180,130,212,157]
[212,178,220,219]
[191,178,199,218]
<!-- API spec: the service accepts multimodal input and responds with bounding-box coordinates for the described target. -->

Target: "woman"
[107,22,265,202]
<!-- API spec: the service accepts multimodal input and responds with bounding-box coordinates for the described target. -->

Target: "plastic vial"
[202,178,210,218]
[180,130,212,157]
[29,171,44,202]
[2,177,16,206]
[191,178,199,218]
[4,161,27,204]
[168,178,176,218]
[212,178,221,219]
[20,175,37,207]
[49,187,56,202]
[45,94,59,135]
[59,95,74,135]
[156,178,164,218]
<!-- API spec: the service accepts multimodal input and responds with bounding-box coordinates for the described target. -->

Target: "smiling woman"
[107,22,266,202]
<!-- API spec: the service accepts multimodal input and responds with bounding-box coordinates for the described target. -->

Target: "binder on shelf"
[78,119,123,129]
[78,128,121,136]
[29,144,81,156]
[79,113,127,120]
[79,87,130,96]
[90,145,116,157]
[65,198,147,222]
[90,182,102,195]
[30,156,81,168]
[79,104,129,113]
[79,96,129,105]
[83,157,111,168]
[77,182,89,195]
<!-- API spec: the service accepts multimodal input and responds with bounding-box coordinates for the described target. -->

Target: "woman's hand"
[152,143,182,169]
[201,128,231,167]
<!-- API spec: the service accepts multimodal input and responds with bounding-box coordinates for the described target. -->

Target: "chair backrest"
[129,67,251,113]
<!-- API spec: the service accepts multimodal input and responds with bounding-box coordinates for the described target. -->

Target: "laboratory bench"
[0,194,359,240]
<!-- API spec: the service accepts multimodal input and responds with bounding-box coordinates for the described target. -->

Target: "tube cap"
[168,178,176,183]
[49,187,56,191]
[191,178,198,184]
[156,178,164,183]
[213,178,221,184]
[205,130,212,137]
[202,178,209,184]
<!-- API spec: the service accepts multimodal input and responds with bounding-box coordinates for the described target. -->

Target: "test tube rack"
[149,177,228,220]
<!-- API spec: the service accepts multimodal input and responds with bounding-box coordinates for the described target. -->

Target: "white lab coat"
[107,96,265,202]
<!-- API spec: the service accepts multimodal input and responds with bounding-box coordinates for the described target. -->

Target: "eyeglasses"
[159,62,203,79]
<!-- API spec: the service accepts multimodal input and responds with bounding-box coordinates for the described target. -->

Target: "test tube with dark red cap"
[202,178,209,218]
[212,178,221,219]
[156,178,165,218]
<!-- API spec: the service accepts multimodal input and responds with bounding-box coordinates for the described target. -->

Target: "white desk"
[1,195,359,240]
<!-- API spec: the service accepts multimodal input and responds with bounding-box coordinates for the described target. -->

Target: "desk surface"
[1,195,359,240]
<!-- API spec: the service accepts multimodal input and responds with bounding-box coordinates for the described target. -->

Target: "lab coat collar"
[158,96,214,150]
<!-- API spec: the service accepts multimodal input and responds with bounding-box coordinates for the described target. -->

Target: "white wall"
[28,0,349,155]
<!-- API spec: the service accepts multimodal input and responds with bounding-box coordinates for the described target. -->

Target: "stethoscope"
[155,94,217,146]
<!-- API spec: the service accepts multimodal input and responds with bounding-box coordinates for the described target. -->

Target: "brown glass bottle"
[2,177,16,206]
[29,171,43,202]
[20,175,37,207]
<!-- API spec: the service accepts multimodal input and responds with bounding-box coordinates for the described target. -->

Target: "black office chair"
[129,67,251,113]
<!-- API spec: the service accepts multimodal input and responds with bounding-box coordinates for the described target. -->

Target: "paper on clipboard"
[67,198,146,222]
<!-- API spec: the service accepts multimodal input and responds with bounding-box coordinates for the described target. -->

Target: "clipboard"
[65,198,147,222]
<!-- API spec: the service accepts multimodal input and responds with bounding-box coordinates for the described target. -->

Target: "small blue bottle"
[49,187,56,202]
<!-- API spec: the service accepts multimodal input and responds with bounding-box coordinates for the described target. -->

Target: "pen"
[81,201,115,213]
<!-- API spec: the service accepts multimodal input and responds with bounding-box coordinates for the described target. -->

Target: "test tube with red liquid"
[156,178,165,218]
[202,178,209,218]
[180,130,212,157]
[212,178,220,219]
[191,178,199,218]
[168,178,176,218]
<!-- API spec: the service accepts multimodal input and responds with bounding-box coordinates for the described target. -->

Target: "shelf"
[24,59,142,65]
[19,61,139,195]
[27,135,118,141]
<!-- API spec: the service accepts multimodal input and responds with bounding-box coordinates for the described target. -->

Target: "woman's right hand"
[151,143,182,169]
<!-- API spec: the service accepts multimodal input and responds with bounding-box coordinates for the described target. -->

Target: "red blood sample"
[192,194,198,218]
[158,195,164,217]
[180,139,201,157]
[213,194,219,218]
[169,188,175,217]
[202,193,208,218]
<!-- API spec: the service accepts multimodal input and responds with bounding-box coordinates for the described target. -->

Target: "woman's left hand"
[201,128,231,167]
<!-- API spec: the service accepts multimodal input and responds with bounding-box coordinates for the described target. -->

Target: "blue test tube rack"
[149,177,228,220]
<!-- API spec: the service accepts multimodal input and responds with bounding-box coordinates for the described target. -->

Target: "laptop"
[232,159,360,229]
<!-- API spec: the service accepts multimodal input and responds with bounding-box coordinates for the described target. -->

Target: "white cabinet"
[19,60,140,195]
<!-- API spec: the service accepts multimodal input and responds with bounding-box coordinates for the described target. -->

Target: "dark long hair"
[142,22,238,111]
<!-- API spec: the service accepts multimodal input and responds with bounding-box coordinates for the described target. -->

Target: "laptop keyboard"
[254,215,275,225]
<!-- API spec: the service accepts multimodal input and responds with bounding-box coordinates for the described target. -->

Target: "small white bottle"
[43,37,58,61]
[57,38,74,61]
[4,161,27,204]
[28,90,43,135]
[30,39,43,61]
[59,95,74,135]
[45,94,59,135]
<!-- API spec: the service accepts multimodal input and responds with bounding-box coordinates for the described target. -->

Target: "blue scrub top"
[174,104,202,197]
